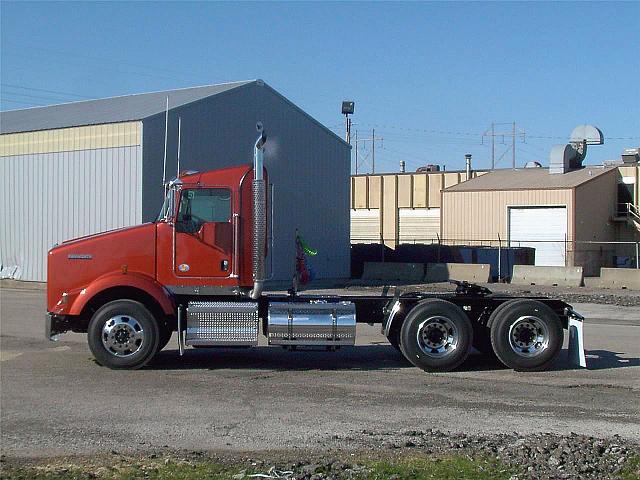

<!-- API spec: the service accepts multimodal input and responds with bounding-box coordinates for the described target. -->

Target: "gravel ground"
[2,286,639,479]
[3,431,638,480]
[329,281,640,307]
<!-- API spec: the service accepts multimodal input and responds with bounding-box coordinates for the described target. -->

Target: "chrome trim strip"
[177,305,184,356]
[230,213,240,278]
[165,285,246,296]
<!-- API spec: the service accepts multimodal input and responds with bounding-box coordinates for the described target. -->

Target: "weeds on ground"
[620,455,640,480]
[359,455,512,480]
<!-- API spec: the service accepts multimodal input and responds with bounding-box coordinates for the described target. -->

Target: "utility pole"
[491,122,495,169]
[354,132,383,174]
[354,130,358,174]
[372,129,375,174]
[512,121,516,169]
[483,122,526,169]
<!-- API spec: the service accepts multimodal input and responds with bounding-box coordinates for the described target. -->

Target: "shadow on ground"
[583,349,640,370]
[147,345,639,373]
[148,345,510,372]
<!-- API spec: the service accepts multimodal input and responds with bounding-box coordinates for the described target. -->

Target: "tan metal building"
[350,170,487,248]
[350,163,640,276]
[441,165,639,275]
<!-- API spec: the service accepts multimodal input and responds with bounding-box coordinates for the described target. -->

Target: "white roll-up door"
[399,208,440,243]
[350,209,380,243]
[508,206,567,266]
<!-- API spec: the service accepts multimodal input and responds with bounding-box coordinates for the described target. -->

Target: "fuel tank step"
[185,301,259,346]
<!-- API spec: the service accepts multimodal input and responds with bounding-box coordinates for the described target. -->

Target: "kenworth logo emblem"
[67,254,93,260]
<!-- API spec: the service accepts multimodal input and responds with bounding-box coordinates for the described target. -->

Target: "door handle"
[221,259,229,271]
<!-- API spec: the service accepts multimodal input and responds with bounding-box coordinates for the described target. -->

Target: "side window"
[177,189,231,232]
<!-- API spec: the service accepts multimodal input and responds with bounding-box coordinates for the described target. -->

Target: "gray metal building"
[0,80,351,282]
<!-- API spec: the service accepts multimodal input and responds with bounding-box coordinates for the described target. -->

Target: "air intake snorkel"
[250,122,267,300]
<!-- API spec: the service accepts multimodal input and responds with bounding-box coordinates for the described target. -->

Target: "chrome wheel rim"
[416,316,458,357]
[101,315,144,357]
[508,315,549,357]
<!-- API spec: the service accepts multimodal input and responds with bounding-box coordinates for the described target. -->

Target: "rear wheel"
[490,299,563,371]
[88,300,159,369]
[400,299,473,372]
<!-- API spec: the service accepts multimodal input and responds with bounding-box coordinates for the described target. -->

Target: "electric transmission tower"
[483,122,526,169]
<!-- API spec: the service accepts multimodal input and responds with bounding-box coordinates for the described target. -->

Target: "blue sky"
[1,1,638,172]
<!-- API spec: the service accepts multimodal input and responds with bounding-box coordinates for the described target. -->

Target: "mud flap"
[568,315,587,368]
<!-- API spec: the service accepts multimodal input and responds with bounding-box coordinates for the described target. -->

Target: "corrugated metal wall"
[141,83,351,282]
[398,208,440,243]
[0,122,142,281]
[349,171,486,247]
[441,189,574,246]
[350,209,381,243]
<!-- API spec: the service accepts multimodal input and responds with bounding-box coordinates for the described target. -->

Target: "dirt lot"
[1,284,639,478]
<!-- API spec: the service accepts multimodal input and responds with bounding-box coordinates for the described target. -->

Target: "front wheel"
[490,299,563,371]
[88,300,160,369]
[400,299,473,372]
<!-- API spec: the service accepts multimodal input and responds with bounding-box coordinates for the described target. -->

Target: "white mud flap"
[568,313,587,368]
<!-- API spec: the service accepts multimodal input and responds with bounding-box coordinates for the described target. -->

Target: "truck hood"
[54,223,155,249]
[47,223,157,312]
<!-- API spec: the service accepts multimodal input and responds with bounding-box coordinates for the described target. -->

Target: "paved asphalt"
[1,287,638,458]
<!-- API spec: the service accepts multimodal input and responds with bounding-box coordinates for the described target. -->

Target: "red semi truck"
[46,124,586,372]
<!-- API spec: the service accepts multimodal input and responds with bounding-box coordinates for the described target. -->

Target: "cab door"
[174,188,233,278]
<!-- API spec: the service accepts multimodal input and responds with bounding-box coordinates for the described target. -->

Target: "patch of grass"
[1,454,513,480]
[360,454,513,480]
[0,459,244,480]
[620,455,640,480]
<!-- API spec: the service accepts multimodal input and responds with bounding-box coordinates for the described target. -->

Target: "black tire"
[88,300,160,369]
[490,299,563,371]
[474,300,513,355]
[400,299,473,372]
[472,324,494,355]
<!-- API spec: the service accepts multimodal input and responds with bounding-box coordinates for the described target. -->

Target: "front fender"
[67,272,175,316]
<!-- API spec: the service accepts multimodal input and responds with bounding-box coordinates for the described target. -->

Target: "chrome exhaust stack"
[250,122,267,300]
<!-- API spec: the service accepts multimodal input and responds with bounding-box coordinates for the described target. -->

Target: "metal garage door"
[399,208,440,243]
[350,209,381,243]
[509,206,567,266]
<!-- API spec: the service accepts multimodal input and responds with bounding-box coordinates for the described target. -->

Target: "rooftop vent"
[621,147,640,164]
[416,164,440,173]
[549,125,604,174]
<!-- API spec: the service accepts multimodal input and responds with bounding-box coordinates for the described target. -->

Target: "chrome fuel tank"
[267,301,356,346]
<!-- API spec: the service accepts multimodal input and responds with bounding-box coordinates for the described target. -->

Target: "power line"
[0,98,43,107]
[3,41,195,84]
[1,83,93,99]
[356,121,640,142]
[359,122,482,137]
[1,91,85,104]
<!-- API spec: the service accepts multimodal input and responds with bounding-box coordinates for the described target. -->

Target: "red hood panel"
[47,223,156,312]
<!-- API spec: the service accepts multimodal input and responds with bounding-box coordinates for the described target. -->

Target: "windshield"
[156,188,176,222]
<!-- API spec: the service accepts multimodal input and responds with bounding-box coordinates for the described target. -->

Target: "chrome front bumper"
[45,313,68,341]
[565,307,587,368]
